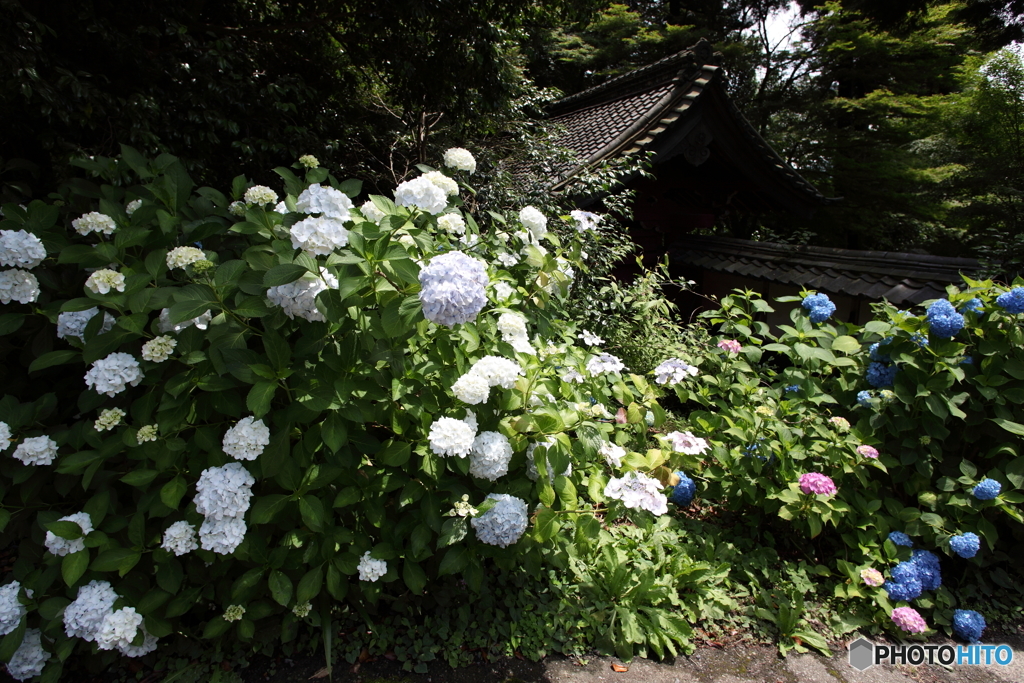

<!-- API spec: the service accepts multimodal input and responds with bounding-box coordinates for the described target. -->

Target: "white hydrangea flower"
[578,330,604,346]
[394,176,448,215]
[289,216,350,255]
[428,416,476,458]
[229,201,247,217]
[95,606,143,652]
[491,282,515,301]
[136,424,158,443]
[604,471,668,515]
[223,605,245,622]
[6,628,47,681]
[299,154,319,168]
[458,232,479,248]
[665,431,709,455]
[244,185,278,206]
[497,312,533,354]
[653,358,699,385]
[436,213,466,235]
[119,624,158,658]
[166,246,205,269]
[194,462,255,521]
[0,422,10,451]
[0,582,30,636]
[0,230,46,269]
[274,200,288,214]
[443,147,476,173]
[12,435,57,466]
[452,372,490,405]
[496,252,519,268]
[222,416,271,461]
[462,409,477,433]
[418,251,488,327]
[469,431,513,481]
[199,516,247,555]
[141,335,177,363]
[64,580,117,642]
[586,353,625,376]
[296,184,353,221]
[424,171,459,196]
[360,200,385,224]
[519,207,547,240]
[84,352,143,396]
[357,551,387,582]
[157,307,212,333]
[600,442,626,468]
[0,269,39,304]
[292,602,312,618]
[84,268,125,295]
[569,209,601,232]
[125,199,143,216]
[469,355,523,389]
[561,367,584,384]
[526,439,571,483]
[266,271,338,322]
[471,493,527,548]
[44,511,93,556]
[94,408,125,432]
[57,308,115,341]
[161,521,198,556]
[72,212,116,236]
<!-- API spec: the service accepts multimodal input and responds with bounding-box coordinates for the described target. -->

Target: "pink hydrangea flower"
[717,339,742,354]
[891,606,928,633]
[799,472,837,496]
[856,445,879,459]
[860,568,884,587]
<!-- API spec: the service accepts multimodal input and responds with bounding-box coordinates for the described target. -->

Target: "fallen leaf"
[309,667,330,679]
[611,663,629,672]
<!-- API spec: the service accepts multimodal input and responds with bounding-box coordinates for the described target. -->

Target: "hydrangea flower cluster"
[668,471,695,506]
[962,297,983,314]
[289,216,351,256]
[6,629,47,680]
[891,606,927,633]
[469,431,513,481]
[869,338,892,362]
[443,147,476,173]
[586,353,625,375]
[798,472,836,496]
[12,435,57,466]
[0,422,9,451]
[972,478,1001,500]
[437,213,466,236]
[84,352,144,396]
[950,532,980,558]
[194,462,255,554]
[299,154,319,168]
[866,361,898,388]
[653,358,698,385]
[96,606,157,657]
[64,580,117,642]
[665,431,709,455]
[222,416,271,461]
[296,183,354,221]
[0,230,45,269]
[451,355,523,405]
[360,200,385,224]
[599,442,625,468]
[717,339,742,353]
[424,171,459,196]
[497,312,533,354]
[856,390,873,407]
[292,602,312,618]
[605,472,668,515]
[801,292,836,323]
[418,251,488,327]
[158,307,212,333]
[229,201,246,217]
[996,287,1024,313]
[44,511,93,556]
[428,414,477,457]
[356,551,388,581]
[72,212,117,236]
[569,210,601,232]
[0,269,40,304]
[856,445,879,459]
[0,582,29,635]
[578,329,604,346]
[85,268,125,295]
[471,493,528,547]
[57,308,115,341]
[884,551,942,601]
[925,299,964,339]
[518,207,547,241]
[166,246,205,269]
[860,568,884,587]
[952,609,986,643]
[161,520,198,556]
[141,335,177,363]
[125,199,143,215]
[829,416,850,431]
[223,605,246,622]
[136,424,158,442]
[243,185,278,206]
[266,272,338,322]
[395,176,447,215]
[888,531,913,547]
[94,408,125,432]
[495,252,519,268]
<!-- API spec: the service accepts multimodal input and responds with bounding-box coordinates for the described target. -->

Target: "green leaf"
[269,570,294,607]
[333,487,361,508]
[299,495,326,533]
[321,413,348,453]
[296,567,324,603]
[263,264,308,287]
[203,616,233,639]
[0,618,26,664]
[403,560,427,594]
[250,494,290,524]
[247,381,277,418]
[991,418,1024,436]
[437,517,468,548]
[46,520,84,540]
[29,350,80,373]
[90,548,138,572]
[831,335,861,353]
[533,506,559,542]
[263,330,291,371]
[167,299,215,325]
[1006,456,1024,489]
[0,314,25,336]
[377,440,410,466]
[119,469,159,487]
[160,476,188,509]
[62,550,89,587]
[437,545,469,576]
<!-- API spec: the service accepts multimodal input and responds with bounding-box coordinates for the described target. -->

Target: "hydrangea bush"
[0,147,684,677]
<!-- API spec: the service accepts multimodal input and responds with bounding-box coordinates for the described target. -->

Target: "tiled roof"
[670,236,979,306]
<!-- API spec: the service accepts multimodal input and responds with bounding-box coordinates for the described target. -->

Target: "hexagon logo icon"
[848,637,875,671]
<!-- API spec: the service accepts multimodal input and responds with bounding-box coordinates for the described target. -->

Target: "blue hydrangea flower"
[952,609,986,643]
[867,362,898,388]
[418,251,489,327]
[785,385,799,393]
[911,332,929,348]
[972,478,1001,501]
[884,576,922,602]
[857,390,873,407]
[961,298,983,315]
[888,531,913,547]
[910,550,942,591]
[869,339,892,362]
[802,293,830,310]
[925,299,964,339]
[996,287,1024,314]
[802,293,836,323]
[669,472,696,507]
[743,440,774,463]
[950,532,981,558]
